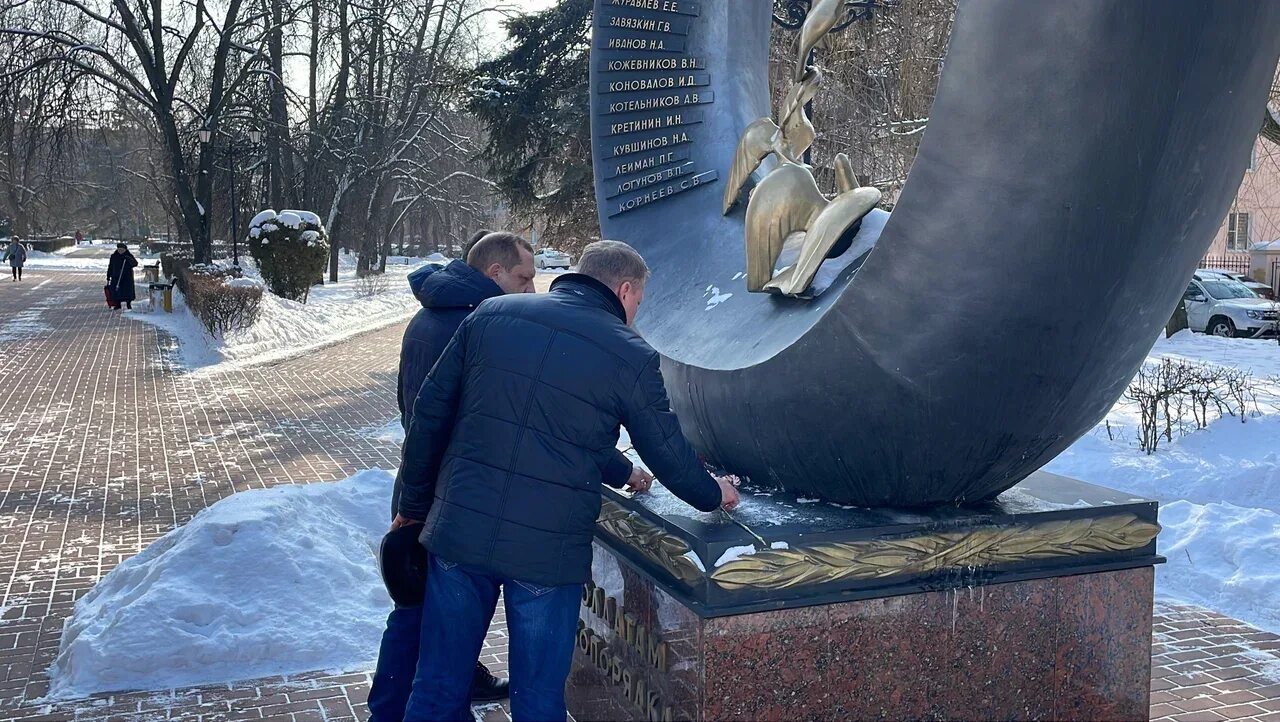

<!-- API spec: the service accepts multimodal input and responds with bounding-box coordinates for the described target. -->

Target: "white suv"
[534,248,570,270]
[1183,272,1280,338]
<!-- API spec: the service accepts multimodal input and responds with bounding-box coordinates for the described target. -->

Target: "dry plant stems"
[355,269,389,298]
[1123,359,1260,454]
[187,280,262,337]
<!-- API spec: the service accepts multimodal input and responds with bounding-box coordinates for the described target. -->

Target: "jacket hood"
[408,259,502,310]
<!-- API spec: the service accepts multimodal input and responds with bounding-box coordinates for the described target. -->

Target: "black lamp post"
[200,127,262,266]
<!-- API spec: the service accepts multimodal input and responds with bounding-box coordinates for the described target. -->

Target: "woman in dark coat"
[3,237,25,281]
[106,243,138,309]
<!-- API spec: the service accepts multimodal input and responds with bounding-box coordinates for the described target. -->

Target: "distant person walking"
[3,237,25,281]
[106,243,137,310]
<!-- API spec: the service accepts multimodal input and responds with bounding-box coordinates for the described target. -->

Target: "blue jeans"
[367,605,422,722]
[404,556,581,722]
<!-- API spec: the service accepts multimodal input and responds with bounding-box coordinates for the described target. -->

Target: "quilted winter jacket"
[397,260,502,427]
[397,273,722,586]
[392,261,633,519]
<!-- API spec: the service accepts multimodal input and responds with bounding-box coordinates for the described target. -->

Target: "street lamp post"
[200,127,262,266]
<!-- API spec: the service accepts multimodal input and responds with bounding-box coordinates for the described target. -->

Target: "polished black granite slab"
[596,470,1162,616]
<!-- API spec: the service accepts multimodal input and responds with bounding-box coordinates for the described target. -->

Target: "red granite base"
[567,552,1154,722]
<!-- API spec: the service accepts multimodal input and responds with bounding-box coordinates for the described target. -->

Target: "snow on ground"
[367,419,406,444]
[47,470,394,699]
[23,251,112,271]
[0,304,54,342]
[129,255,435,372]
[21,241,159,271]
[1046,331,1280,633]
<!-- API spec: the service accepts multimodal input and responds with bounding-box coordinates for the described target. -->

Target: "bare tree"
[770,0,957,202]
[3,0,277,261]
[302,0,499,279]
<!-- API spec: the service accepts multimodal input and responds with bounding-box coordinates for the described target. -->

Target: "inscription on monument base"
[608,169,718,216]
[604,91,713,115]
[607,161,697,198]
[600,56,706,72]
[605,148,691,179]
[594,0,716,217]
[607,130,693,159]
[600,73,709,94]
[606,109,704,137]
[606,0,699,15]
[599,33,688,53]
[577,580,675,722]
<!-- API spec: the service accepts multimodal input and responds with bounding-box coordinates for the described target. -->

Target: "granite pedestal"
[566,472,1161,721]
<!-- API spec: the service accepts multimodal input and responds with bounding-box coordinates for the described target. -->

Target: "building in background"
[1202,139,1280,291]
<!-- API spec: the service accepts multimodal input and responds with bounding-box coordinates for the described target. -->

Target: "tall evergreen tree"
[468,0,598,253]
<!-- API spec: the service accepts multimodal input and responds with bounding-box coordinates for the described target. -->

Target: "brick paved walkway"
[1151,604,1280,722]
[0,269,467,722]
[1,269,1278,721]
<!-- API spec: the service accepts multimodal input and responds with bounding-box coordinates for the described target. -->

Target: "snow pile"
[224,277,264,290]
[1046,331,1280,633]
[1155,501,1280,632]
[129,257,433,371]
[48,470,394,699]
[22,250,112,271]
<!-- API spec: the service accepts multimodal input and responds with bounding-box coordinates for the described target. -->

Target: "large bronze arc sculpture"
[589,0,1280,507]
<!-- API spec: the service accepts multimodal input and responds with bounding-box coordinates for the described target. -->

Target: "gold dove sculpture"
[723,118,780,215]
[795,0,844,82]
[723,3,881,298]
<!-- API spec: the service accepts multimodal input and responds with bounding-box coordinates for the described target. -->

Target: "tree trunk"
[267,0,290,209]
[305,0,321,209]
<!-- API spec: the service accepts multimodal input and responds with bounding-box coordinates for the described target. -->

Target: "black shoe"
[471,662,509,702]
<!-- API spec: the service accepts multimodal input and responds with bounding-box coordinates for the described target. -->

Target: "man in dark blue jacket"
[396,231,532,430]
[371,233,647,720]
[393,240,739,722]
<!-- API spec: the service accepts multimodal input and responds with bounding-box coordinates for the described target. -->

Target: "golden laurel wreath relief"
[723,0,884,298]
[596,499,705,586]
[596,495,1159,594]
[709,514,1161,591]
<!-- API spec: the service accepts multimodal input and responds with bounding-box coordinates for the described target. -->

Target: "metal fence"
[1198,254,1251,275]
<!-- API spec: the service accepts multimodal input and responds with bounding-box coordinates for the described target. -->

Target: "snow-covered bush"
[185,273,264,337]
[354,268,389,298]
[246,209,328,302]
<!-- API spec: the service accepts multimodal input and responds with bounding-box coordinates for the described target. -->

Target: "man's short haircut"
[460,229,492,263]
[467,232,532,272]
[576,240,650,289]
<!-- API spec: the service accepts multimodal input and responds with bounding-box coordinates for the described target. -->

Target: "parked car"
[534,248,571,270]
[1200,268,1276,300]
[1183,272,1280,337]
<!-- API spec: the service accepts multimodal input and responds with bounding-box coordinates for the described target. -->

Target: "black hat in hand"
[379,524,429,607]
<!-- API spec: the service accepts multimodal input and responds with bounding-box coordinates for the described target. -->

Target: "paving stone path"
[1,269,1278,721]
